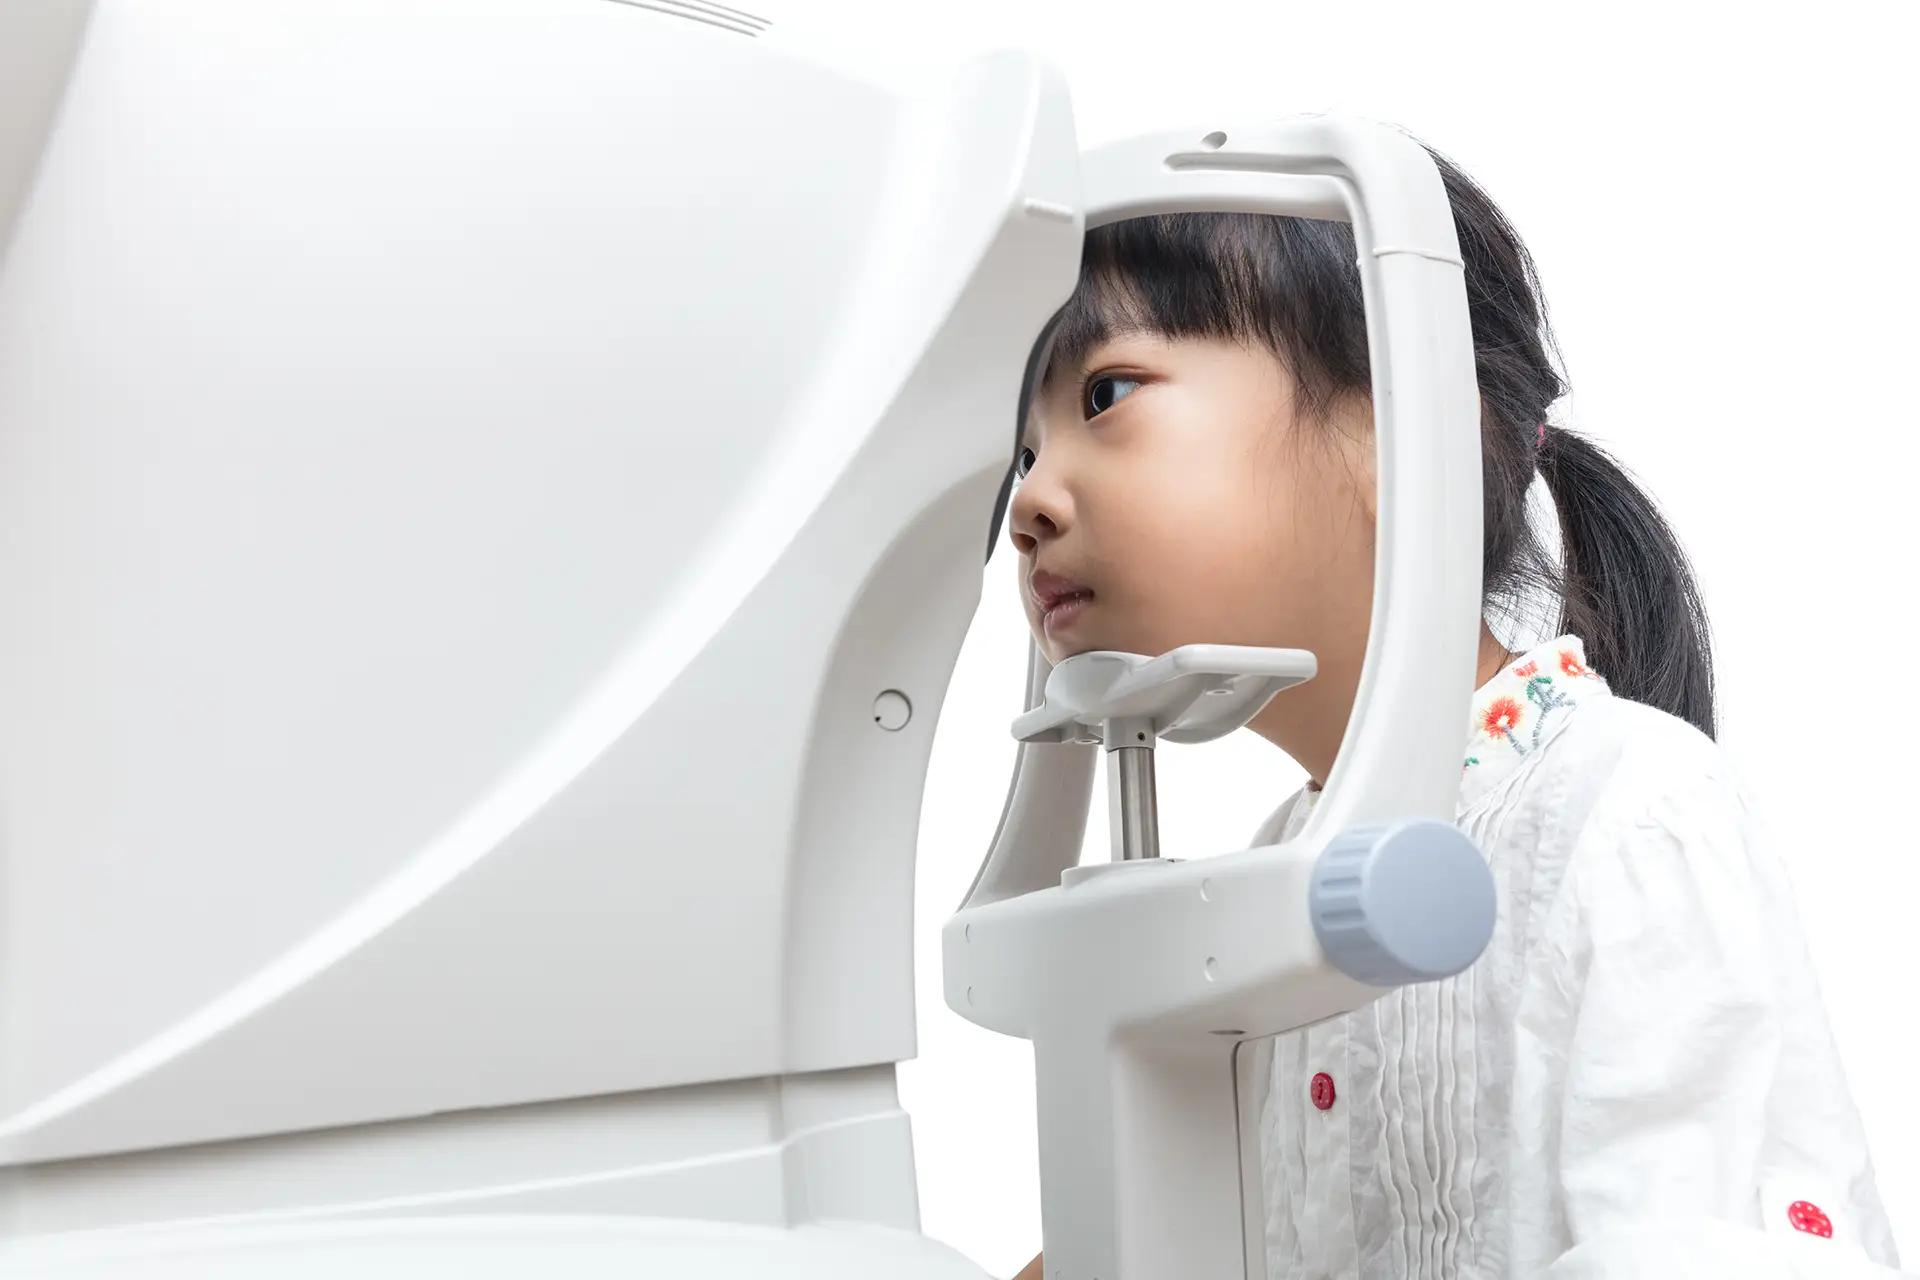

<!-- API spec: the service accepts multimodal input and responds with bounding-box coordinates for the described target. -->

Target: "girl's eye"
[1016,446,1037,477]
[1083,375,1141,418]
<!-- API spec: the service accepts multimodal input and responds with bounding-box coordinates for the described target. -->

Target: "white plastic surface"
[1012,644,1318,746]
[947,117,1484,1279]
[962,645,1096,910]
[0,1215,994,1280]
[0,0,92,263]
[0,0,1083,1252]
[3,1065,915,1238]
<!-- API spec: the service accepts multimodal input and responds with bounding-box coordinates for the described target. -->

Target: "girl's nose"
[1007,518,1051,557]
[1008,463,1068,556]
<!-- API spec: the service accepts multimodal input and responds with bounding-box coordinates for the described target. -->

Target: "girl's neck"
[1249,622,1515,788]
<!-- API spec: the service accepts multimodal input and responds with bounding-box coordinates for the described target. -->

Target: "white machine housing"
[0,0,1079,1259]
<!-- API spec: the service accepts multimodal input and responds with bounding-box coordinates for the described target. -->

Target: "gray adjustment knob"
[1309,820,1495,986]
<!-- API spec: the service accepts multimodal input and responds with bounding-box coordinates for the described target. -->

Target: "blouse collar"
[1458,634,1610,810]
[1294,635,1609,812]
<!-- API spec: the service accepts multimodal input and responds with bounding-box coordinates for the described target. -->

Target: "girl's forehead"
[1044,279,1146,366]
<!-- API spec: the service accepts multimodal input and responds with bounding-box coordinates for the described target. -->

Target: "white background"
[785,2,1920,1274]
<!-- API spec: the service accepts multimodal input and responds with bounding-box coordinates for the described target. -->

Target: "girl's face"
[1009,333,1379,761]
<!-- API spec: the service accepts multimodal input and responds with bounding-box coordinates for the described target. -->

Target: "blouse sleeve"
[1506,750,1900,1273]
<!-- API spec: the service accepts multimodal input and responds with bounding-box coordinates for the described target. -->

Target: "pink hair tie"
[1537,422,1547,447]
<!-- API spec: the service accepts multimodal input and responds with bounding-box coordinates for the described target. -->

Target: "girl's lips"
[1028,568,1095,638]
[1040,590,1093,637]
[1028,568,1092,611]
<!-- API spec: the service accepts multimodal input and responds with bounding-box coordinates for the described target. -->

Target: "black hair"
[1037,143,1715,737]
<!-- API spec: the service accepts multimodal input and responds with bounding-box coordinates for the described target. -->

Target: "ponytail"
[1538,427,1716,738]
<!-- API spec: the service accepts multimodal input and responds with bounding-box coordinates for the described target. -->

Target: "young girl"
[1005,141,1900,1277]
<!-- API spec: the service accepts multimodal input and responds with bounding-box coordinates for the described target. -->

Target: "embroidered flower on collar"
[1461,636,1609,798]
[1482,696,1525,742]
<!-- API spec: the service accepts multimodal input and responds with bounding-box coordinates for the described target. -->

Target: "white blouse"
[1247,636,1902,1278]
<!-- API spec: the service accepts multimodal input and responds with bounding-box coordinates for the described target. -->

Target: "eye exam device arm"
[944,92,1505,1275]
[0,4,1900,1278]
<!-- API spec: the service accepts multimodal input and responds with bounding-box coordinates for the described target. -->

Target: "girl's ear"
[1336,396,1379,525]
[1357,427,1379,525]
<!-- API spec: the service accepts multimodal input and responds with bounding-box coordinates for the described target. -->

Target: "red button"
[1787,1201,1833,1238]
[1310,1072,1336,1110]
